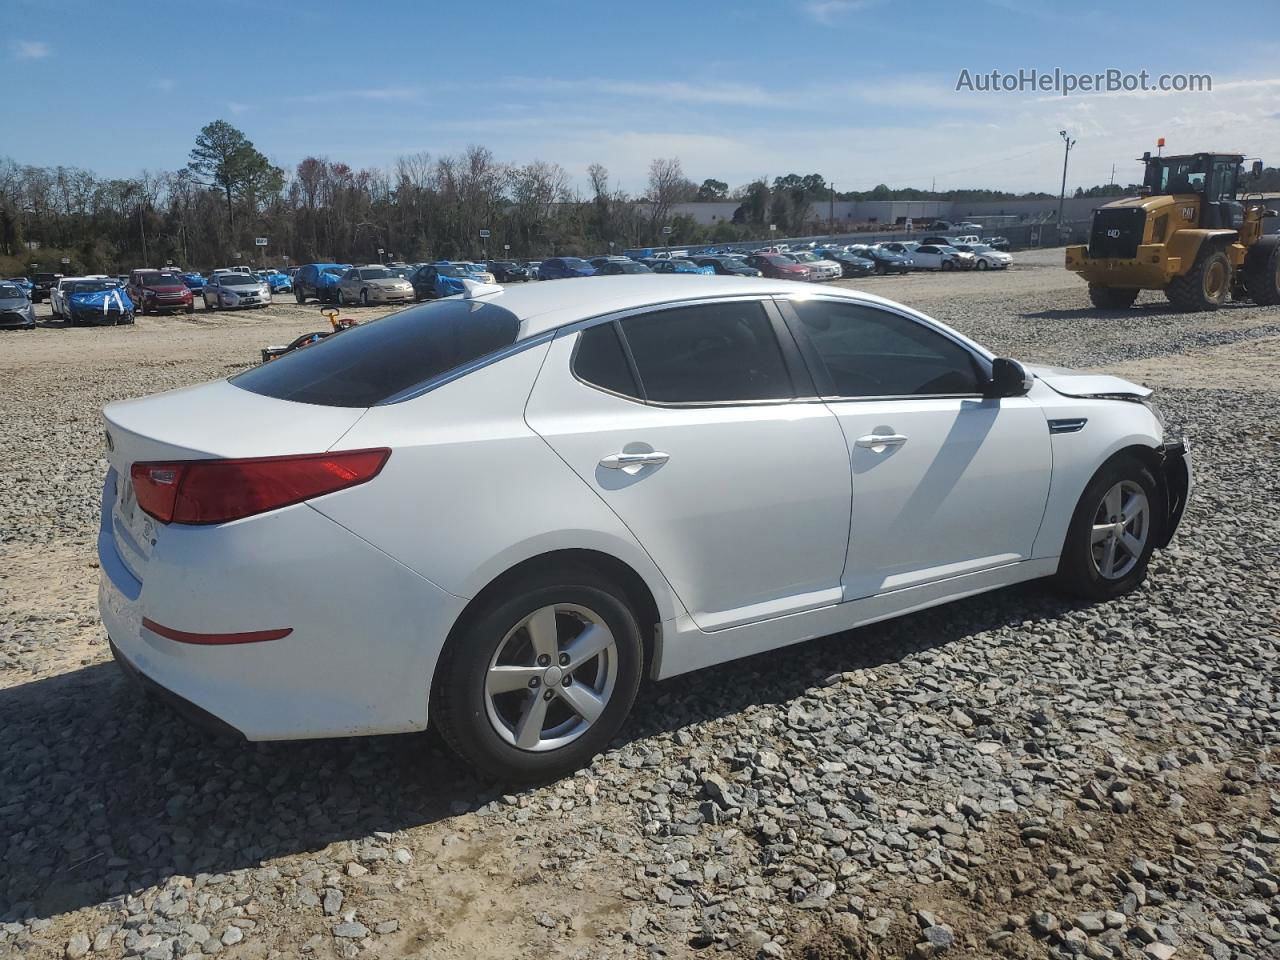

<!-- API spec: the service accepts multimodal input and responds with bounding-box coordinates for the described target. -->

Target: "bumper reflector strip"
[142,618,292,645]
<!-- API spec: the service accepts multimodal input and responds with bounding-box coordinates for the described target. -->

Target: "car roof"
[458,274,924,341]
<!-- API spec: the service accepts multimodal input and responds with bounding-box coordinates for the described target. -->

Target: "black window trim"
[566,294,819,409]
[774,294,995,402]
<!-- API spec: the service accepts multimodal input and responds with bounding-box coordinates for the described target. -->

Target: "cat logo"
[1106,228,1122,238]
[1181,206,1195,219]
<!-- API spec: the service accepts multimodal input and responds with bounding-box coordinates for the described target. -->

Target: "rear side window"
[617,301,793,403]
[791,300,985,398]
[573,323,640,398]
[232,299,521,407]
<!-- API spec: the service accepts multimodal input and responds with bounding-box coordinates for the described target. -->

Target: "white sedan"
[98,276,1191,781]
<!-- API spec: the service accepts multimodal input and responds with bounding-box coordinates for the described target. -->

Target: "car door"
[780,296,1052,601]
[524,297,853,632]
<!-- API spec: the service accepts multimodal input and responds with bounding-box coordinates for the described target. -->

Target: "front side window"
[232,299,521,406]
[790,299,985,398]
[617,301,793,404]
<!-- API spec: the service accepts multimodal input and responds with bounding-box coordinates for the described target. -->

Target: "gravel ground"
[2,251,1278,960]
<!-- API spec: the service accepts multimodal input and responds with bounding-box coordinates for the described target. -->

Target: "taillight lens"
[130,448,389,525]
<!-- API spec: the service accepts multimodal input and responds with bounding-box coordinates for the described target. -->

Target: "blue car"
[181,272,207,291]
[65,279,134,326]
[6,276,34,297]
[294,263,351,304]
[409,262,469,300]
[258,271,293,294]
[650,258,714,275]
[538,257,595,280]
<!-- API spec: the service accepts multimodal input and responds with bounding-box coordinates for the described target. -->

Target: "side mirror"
[986,357,1032,398]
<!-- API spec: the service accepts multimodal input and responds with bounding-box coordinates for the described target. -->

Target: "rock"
[65,933,90,959]
[921,925,955,950]
[322,888,344,916]
[332,922,369,939]
[221,927,243,947]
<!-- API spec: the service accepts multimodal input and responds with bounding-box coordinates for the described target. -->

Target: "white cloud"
[228,101,249,115]
[801,0,881,24]
[156,78,174,92]
[12,39,50,60]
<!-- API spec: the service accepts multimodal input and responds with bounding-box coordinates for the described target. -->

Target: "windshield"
[561,258,591,269]
[969,244,993,253]
[222,274,259,286]
[436,264,463,277]
[359,268,394,280]
[142,273,184,286]
[72,281,117,293]
[1145,156,1207,193]
[232,299,523,407]
[0,284,21,298]
[322,266,346,277]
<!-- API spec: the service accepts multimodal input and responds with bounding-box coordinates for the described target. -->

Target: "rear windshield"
[231,299,522,407]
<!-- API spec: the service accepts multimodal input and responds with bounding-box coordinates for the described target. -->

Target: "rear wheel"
[295,288,305,304]
[1055,454,1161,601]
[1088,284,1139,309]
[185,303,194,315]
[1243,235,1280,305]
[976,259,989,271]
[1166,245,1231,311]
[432,568,644,782]
[941,260,954,271]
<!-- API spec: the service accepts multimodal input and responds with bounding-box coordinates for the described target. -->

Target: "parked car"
[593,260,653,275]
[294,263,350,304]
[986,236,1011,251]
[783,252,842,281]
[65,278,134,326]
[30,272,62,303]
[203,272,271,310]
[693,256,762,277]
[129,269,195,315]
[538,257,596,280]
[0,281,36,329]
[813,249,875,278]
[99,275,1191,781]
[525,261,542,278]
[951,243,1013,270]
[181,272,207,292]
[909,244,974,271]
[880,241,919,258]
[258,271,293,294]
[486,261,535,283]
[337,266,416,307]
[847,245,913,274]
[746,253,811,281]
[409,263,469,300]
[6,276,34,297]
[650,258,714,275]
[52,275,110,320]
[457,262,498,284]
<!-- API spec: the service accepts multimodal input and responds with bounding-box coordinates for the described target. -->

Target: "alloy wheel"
[1090,480,1150,580]
[484,602,618,752]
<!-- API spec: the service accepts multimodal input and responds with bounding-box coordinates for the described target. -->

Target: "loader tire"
[1243,235,1280,305]
[1088,285,1139,309]
[1165,245,1231,311]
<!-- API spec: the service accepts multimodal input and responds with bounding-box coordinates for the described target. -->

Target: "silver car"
[338,266,416,306]
[203,272,271,310]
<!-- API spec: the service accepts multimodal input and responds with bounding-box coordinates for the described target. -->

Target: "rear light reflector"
[130,448,389,525]
[142,618,291,645]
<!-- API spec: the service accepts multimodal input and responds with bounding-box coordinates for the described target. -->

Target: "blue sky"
[4,0,1278,194]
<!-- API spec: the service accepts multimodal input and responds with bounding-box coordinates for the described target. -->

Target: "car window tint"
[573,323,640,398]
[232,299,521,407]
[791,300,984,398]
[618,301,793,403]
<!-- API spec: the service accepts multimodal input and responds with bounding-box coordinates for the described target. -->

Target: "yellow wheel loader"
[1066,152,1279,311]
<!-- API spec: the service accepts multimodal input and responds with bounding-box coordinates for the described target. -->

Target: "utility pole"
[829,183,835,234]
[1109,163,1116,186]
[1057,130,1077,242]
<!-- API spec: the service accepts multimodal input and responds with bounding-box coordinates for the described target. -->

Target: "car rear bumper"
[97,469,468,741]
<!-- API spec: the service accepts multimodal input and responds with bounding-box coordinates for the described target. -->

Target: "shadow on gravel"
[1018,303,1179,320]
[1,579,1089,923]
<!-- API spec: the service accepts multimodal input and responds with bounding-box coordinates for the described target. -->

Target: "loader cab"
[1141,152,1246,230]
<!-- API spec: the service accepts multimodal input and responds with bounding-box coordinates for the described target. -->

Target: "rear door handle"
[599,451,670,471]
[855,433,908,449]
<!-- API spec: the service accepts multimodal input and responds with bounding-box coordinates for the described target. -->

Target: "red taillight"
[130,448,390,525]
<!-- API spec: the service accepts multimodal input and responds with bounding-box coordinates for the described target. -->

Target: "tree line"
[0,119,1149,275]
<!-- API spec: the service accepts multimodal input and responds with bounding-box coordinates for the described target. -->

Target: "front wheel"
[295,288,305,304]
[360,288,370,307]
[432,569,644,782]
[1055,455,1161,601]
[1166,246,1231,311]
[976,259,989,271]
[1088,284,1140,309]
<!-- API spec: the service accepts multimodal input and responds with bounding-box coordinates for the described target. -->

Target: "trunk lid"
[102,379,367,579]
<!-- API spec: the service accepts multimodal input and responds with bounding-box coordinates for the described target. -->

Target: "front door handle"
[599,451,670,472]
[855,433,908,450]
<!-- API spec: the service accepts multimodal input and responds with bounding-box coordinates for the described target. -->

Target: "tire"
[1242,235,1280,305]
[1165,245,1231,311]
[976,259,988,271]
[432,567,644,782]
[1088,284,1139,309]
[941,260,954,271]
[205,296,217,312]
[1055,454,1162,601]
[360,288,369,307]
[295,288,305,304]
[185,303,194,315]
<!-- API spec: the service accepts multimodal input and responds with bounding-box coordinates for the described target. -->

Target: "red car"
[128,269,194,315]
[746,253,811,281]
